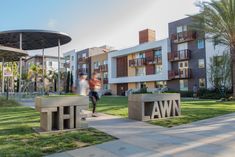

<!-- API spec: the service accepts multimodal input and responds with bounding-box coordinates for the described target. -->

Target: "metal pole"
[42,48,45,95]
[1,58,4,94]
[58,39,61,94]
[19,33,22,96]
[19,58,22,94]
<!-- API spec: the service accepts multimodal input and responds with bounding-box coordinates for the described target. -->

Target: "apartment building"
[108,29,169,95]
[77,46,114,79]
[25,55,65,73]
[90,47,110,93]
[167,17,227,91]
[63,49,78,87]
[108,17,226,95]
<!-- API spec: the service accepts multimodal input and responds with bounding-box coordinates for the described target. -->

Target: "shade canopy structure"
[0,29,72,50]
[0,29,72,95]
[0,46,28,62]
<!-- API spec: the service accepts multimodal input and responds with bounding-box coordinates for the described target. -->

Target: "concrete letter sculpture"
[128,93,181,121]
[35,95,89,132]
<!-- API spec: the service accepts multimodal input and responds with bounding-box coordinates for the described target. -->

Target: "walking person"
[77,73,89,96]
[89,72,101,117]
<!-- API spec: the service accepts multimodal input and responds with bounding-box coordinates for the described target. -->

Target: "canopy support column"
[58,39,61,94]
[19,58,22,94]
[42,48,45,95]
[1,58,4,94]
[19,33,22,95]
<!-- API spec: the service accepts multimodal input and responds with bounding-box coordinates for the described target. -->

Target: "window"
[103,60,108,65]
[178,61,188,69]
[199,78,206,88]
[93,61,100,69]
[197,39,204,49]
[136,52,145,59]
[136,67,146,76]
[198,59,205,68]
[71,56,74,61]
[154,49,162,57]
[180,79,188,91]
[103,72,108,79]
[82,64,86,68]
[177,25,187,33]
[72,66,74,71]
[82,53,86,58]
[49,61,52,66]
[177,43,188,51]
[155,65,163,74]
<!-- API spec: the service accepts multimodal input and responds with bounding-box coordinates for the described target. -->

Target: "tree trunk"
[232,50,235,97]
[233,61,235,97]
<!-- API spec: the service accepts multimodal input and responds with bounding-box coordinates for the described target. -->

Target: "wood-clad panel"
[116,56,128,77]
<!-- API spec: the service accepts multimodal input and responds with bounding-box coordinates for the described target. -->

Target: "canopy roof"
[0,46,28,62]
[0,29,72,50]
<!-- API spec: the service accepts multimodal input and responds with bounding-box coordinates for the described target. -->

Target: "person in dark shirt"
[89,72,101,116]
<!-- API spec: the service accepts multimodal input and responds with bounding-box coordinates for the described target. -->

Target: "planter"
[128,93,181,121]
[35,95,89,132]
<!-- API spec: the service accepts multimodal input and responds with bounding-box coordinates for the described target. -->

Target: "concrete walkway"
[46,112,235,157]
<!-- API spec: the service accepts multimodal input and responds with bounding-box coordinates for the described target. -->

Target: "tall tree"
[208,51,232,96]
[28,64,42,92]
[70,72,73,93]
[66,71,70,93]
[191,0,235,96]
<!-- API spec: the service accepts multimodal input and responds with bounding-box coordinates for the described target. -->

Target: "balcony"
[64,62,70,68]
[78,68,88,74]
[100,64,108,72]
[146,57,162,65]
[103,78,108,84]
[94,67,100,73]
[129,58,146,67]
[168,49,191,62]
[78,57,87,63]
[171,31,196,43]
[168,68,192,80]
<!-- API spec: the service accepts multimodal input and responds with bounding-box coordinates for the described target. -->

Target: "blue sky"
[0,0,203,56]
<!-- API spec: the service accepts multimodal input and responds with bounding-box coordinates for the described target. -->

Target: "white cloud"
[47,19,57,29]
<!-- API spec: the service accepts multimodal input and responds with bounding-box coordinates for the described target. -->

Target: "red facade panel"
[116,56,128,77]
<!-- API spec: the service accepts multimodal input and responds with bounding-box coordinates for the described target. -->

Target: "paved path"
[46,112,235,157]
[19,98,35,108]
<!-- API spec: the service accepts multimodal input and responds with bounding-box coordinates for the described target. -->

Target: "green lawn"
[0,97,114,157]
[95,96,235,127]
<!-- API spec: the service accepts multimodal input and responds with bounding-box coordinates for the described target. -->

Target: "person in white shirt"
[78,73,89,96]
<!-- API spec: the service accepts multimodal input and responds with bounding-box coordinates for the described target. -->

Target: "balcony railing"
[64,62,70,68]
[78,68,88,74]
[78,57,87,63]
[100,64,108,72]
[171,31,196,43]
[168,49,191,62]
[129,58,146,67]
[94,67,100,73]
[146,57,162,65]
[103,78,108,84]
[168,68,192,80]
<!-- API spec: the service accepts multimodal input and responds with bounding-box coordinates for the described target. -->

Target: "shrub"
[163,91,193,97]
[198,88,232,99]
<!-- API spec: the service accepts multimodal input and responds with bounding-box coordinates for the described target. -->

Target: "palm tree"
[28,64,42,92]
[191,0,235,96]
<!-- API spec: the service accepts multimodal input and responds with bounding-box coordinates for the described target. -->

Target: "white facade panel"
[108,39,170,84]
